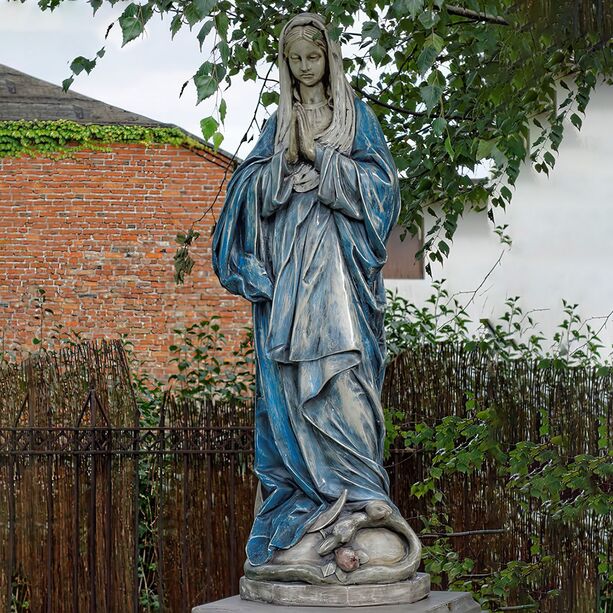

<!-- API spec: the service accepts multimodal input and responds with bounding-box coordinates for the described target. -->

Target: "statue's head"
[275,13,356,188]
[282,22,328,88]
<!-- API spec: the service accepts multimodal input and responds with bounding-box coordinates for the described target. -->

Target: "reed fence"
[0,341,609,612]
[382,345,611,612]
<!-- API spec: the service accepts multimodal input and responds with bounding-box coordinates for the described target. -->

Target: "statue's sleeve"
[314,99,400,259]
[260,152,293,218]
[212,116,288,303]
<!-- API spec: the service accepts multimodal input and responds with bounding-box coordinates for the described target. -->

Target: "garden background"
[0,288,610,612]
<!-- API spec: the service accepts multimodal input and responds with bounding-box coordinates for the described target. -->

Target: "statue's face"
[286,38,326,87]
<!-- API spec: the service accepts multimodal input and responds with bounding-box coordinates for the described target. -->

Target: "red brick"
[0,143,251,379]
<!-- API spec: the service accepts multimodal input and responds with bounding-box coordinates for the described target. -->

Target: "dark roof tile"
[0,63,160,125]
[0,63,238,163]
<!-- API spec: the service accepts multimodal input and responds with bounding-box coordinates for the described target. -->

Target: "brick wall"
[0,143,251,379]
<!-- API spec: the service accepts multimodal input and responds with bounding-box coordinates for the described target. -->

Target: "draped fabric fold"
[212,96,400,566]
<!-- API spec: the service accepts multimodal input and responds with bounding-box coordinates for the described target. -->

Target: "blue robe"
[212,97,400,566]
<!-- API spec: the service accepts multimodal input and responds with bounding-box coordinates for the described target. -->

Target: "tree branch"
[380,41,419,95]
[446,4,510,26]
[356,87,472,124]
[421,528,505,538]
[355,86,427,117]
[190,61,275,229]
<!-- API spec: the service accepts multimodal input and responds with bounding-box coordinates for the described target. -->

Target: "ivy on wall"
[0,119,215,159]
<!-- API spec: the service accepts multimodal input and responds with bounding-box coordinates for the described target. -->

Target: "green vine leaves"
[0,120,211,159]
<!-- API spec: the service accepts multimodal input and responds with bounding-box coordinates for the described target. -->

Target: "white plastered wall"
[386,85,613,348]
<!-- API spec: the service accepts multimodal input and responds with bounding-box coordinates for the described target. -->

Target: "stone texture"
[244,524,421,586]
[239,575,430,607]
[335,547,360,572]
[192,590,483,612]
[240,574,430,607]
[352,528,406,565]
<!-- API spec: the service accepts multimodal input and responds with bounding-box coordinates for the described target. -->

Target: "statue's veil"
[275,13,356,192]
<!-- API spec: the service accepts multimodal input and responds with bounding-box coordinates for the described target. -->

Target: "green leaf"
[197,20,215,49]
[261,91,279,107]
[417,35,444,76]
[70,56,97,75]
[371,43,387,65]
[432,117,446,136]
[570,113,583,130]
[244,66,257,81]
[184,3,204,27]
[194,61,226,103]
[544,151,556,168]
[62,76,74,92]
[170,14,183,39]
[477,139,496,160]
[417,45,439,75]
[200,116,219,140]
[195,0,217,13]
[361,21,381,41]
[427,32,444,53]
[217,40,230,65]
[392,0,424,19]
[215,11,229,40]
[212,131,224,150]
[420,84,442,112]
[118,3,153,47]
[418,10,439,29]
[444,135,454,160]
[219,98,227,123]
[427,69,445,87]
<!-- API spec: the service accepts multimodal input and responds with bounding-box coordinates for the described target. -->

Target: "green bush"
[383,283,611,611]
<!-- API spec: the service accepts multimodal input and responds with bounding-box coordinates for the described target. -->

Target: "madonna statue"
[213,12,425,600]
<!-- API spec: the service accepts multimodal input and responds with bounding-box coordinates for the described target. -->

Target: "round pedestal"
[239,573,431,607]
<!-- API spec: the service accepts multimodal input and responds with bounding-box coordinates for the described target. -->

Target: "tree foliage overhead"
[32,0,612,274]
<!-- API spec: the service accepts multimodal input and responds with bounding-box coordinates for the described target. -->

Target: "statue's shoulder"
[353,95,378,125]
[353,95,367,111]
[250,112,278,155]
[261,111,278,133]
[352,94,386,144]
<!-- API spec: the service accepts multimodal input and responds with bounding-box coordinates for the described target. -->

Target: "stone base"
[240,574,430,607]
[192,588,483,612]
